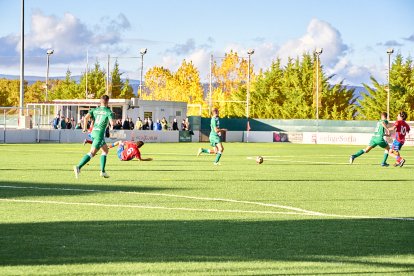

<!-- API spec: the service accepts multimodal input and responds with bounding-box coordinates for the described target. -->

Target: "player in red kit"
[389,111,410,167]
[108,140,152,161]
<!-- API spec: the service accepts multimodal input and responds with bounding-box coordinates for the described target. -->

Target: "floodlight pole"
[247,49,254,142]
[46,50,54,102]
[19,0,25,117]
[139,48,147,98]
[85,49,89,99]
[209,54,213,116]
[387,48,394,120]
[107,54,110,96]
[315,48,323,121]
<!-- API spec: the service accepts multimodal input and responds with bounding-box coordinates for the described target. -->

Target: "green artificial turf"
[0,143,413,275]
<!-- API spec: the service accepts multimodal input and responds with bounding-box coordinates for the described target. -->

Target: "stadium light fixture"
[46,49,54,102]
[139,48,148,98]
[386,48,394,120]
[315,48,323,122]
[246,49,255,142]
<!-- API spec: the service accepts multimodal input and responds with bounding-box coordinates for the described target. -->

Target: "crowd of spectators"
[52,115,76,130]
[52,114,191,132]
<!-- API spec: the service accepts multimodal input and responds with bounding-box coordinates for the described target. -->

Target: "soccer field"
[0,143,413,275]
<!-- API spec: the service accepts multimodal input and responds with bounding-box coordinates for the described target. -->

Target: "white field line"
[1,198,413,221]
[0,198,302,216]
[0,185,323,215]
[1,185,413,221]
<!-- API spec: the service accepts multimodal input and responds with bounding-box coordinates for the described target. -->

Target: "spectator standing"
[52,115,60,129]
[154,119,162,131]
[128,118,135,130]
[113,119,122,130]
[122,118,130,130]
[185,117,191,131]
[135,117,143,130]
[181,119,186,130]
[143,118,149,130]
[148,118,153,130]
[161,117,168,131]
[172,118,178,130]
[60,116,67,129]
[66,117,72,129]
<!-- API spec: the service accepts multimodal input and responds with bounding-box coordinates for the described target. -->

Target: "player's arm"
[108,118,115,130]
[381,122,390,136]
[83,113,91,132]
[138,157,153,161]
[108,140,122,149]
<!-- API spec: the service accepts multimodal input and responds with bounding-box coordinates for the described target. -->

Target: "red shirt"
[121,142,141,161]
[394,120,410,143]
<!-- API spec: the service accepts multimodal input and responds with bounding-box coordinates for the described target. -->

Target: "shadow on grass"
[0,219,413,269]
[0,181,186,199]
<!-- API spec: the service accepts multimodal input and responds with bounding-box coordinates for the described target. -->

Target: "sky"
[0,0,413,85]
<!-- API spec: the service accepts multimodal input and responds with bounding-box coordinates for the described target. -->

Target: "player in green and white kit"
[74,95,114,178]
[197,108,224,165]
[350,112,391,166]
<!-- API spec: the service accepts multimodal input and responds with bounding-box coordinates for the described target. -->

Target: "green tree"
[358,54,414,119]
[119,78,134,99]
[79,61,106,99]
[51,69,79,99]
[110,59,124,98]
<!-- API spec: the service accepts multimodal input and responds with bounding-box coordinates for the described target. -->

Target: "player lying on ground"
[350,112,392,166]
[197,108,225,165]
[74,95,114,178]
[387,111,410,167]
[109,140,152,161]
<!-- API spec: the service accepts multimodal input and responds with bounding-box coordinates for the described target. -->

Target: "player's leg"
[214,142,224,165]
[198,147,215,156]
[389,140,405,167]
[83,133,93,146]
[350,144,374,164]
[199,137,218,156]
[100,144,110,178]
[116,144,124,160]
[381,144,390,167]
[74,145,99,178]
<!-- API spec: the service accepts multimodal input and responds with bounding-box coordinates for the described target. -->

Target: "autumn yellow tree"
[143,61,205,115]
[142,66,173,100]
[211,50,254,117]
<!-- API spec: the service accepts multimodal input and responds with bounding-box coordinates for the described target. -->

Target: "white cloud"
[0,11,130,63]
[277,18,348,67]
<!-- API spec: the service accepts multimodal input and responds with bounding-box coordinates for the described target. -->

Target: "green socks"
[100,155,107,173]
[78,154,91,169]
[353,150,365,158]
[214,152,222,163]
[382,153,389,164]
[201,148,210,153]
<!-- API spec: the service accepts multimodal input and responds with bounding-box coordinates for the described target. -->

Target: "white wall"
[2,129,413,146]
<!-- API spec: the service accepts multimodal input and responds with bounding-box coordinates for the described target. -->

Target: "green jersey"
[373,119,388,138]
[210,116,220,138]
[209,116,221,147]
[89,106,113,137]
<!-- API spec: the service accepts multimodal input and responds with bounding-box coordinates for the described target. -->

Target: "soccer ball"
[256,156,264,164]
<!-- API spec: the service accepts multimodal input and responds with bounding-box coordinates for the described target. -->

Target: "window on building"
[111,107,122,120]
[176,111,182,116]
[144,111,153,120]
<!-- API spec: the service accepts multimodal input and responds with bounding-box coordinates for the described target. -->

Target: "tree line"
[0,52,413,120]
